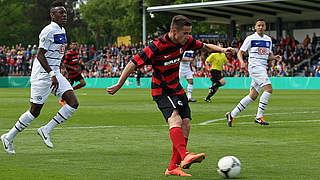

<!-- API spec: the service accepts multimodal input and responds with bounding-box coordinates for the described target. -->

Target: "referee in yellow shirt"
[205,42,228,102]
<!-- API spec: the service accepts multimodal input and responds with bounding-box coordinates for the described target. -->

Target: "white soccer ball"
[217,156,241,179]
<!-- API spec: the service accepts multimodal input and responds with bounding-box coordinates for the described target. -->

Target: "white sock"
[7,110,35,141]
[44,104,76,133]
[187,84,193,99]
[231,95,253,117]
[256,92,271,118]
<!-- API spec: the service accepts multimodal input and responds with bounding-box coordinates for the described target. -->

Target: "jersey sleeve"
[206,53,215,63]
[187,36,203,51]
[223,54,228,64]
[240,36,251,52]
[38,29,53,50]
[132,42,156,67]
[269,39,273,55]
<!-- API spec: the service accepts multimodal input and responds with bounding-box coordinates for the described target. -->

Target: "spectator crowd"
[1,33,319,78]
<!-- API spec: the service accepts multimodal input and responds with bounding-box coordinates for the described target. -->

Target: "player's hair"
[255,18,266,24]
[170,15,192,31]
[50,1,65,11]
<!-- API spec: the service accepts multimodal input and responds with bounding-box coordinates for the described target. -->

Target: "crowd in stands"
[1,33,319,78]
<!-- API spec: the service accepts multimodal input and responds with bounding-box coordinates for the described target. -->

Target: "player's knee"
[182,118,191,131]
[68,99,79,109]
[265,88,272,94]
[249,94,258,101]
[168,112,182,128]
[29,109,40,118]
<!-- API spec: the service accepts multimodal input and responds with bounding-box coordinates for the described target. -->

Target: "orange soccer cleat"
[165,167,192,176]
[180,152,206,169]
[59,99,66,106]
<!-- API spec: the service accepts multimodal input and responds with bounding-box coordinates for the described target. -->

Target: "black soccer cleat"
[254,117,269,125]
[204,98,211,103]
[225,112,234,127]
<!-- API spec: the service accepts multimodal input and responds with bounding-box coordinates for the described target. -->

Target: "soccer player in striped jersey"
[59,41,86,105]
[204,42,229,102]
[107,15,234,176]
[226,19,282,127]
[1,1,79,154]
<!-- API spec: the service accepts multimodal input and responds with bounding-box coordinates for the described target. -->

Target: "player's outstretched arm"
[269,53,282,61]
[107,61,137,95]
[203,43,235,54]
[237,50,246,70]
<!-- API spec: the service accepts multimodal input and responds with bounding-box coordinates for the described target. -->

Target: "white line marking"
[0,111,318,132]
[199,111,320,125]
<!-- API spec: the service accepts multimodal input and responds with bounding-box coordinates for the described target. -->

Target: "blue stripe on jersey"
[54,34,67,44]
[251,40,270,48]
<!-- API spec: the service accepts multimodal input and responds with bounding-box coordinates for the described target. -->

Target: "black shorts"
[210,69,223,84]
[69,74,84,86]
[153,93,191,122]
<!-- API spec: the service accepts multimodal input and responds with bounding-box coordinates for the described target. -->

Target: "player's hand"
[50,76,59,95]
[106,84,122,95]
[61,69,68,78]
[223,47,235,54]
[275,55,282,61]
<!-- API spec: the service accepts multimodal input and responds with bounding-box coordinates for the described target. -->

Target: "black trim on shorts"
[153,93,191,122]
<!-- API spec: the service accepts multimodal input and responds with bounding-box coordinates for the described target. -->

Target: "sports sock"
[231,95,253,117]
[73,84,83,90]
[6,110,35,141]
[169,127,189,160]
[168,137,189,170]
[44,104,76,133]
[187,84,193,99]
[256,92,271,118]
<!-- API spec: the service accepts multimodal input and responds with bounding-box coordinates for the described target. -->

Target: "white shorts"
[179,69,193,80]
[30,73,73,104]
[249,67,271,93]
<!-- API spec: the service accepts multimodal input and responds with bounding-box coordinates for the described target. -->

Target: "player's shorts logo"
[177,100,183,106]
[36,96,42,101]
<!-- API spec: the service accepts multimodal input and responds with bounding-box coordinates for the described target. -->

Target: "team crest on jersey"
[180,48,183,54]
[41,37,45,42]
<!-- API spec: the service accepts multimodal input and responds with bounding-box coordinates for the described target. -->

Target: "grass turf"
[0,88,319,179]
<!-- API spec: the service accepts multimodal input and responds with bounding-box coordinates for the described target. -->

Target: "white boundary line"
[199,111,320,125]
[0,111,318,132]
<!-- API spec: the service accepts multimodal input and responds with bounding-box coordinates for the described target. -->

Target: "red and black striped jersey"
[132,33,203,97]
[63,50,80,78]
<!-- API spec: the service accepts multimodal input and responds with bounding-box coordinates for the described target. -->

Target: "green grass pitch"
[0,88,319,180]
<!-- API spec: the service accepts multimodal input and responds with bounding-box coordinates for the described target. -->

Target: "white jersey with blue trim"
[240,32,272,69]
[31,21,67,82]
[180,50,194,70]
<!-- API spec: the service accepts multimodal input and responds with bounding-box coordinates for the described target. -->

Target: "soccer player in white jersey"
[179,50,196,102]
[226,19,281,127]
[1,1,79,154]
